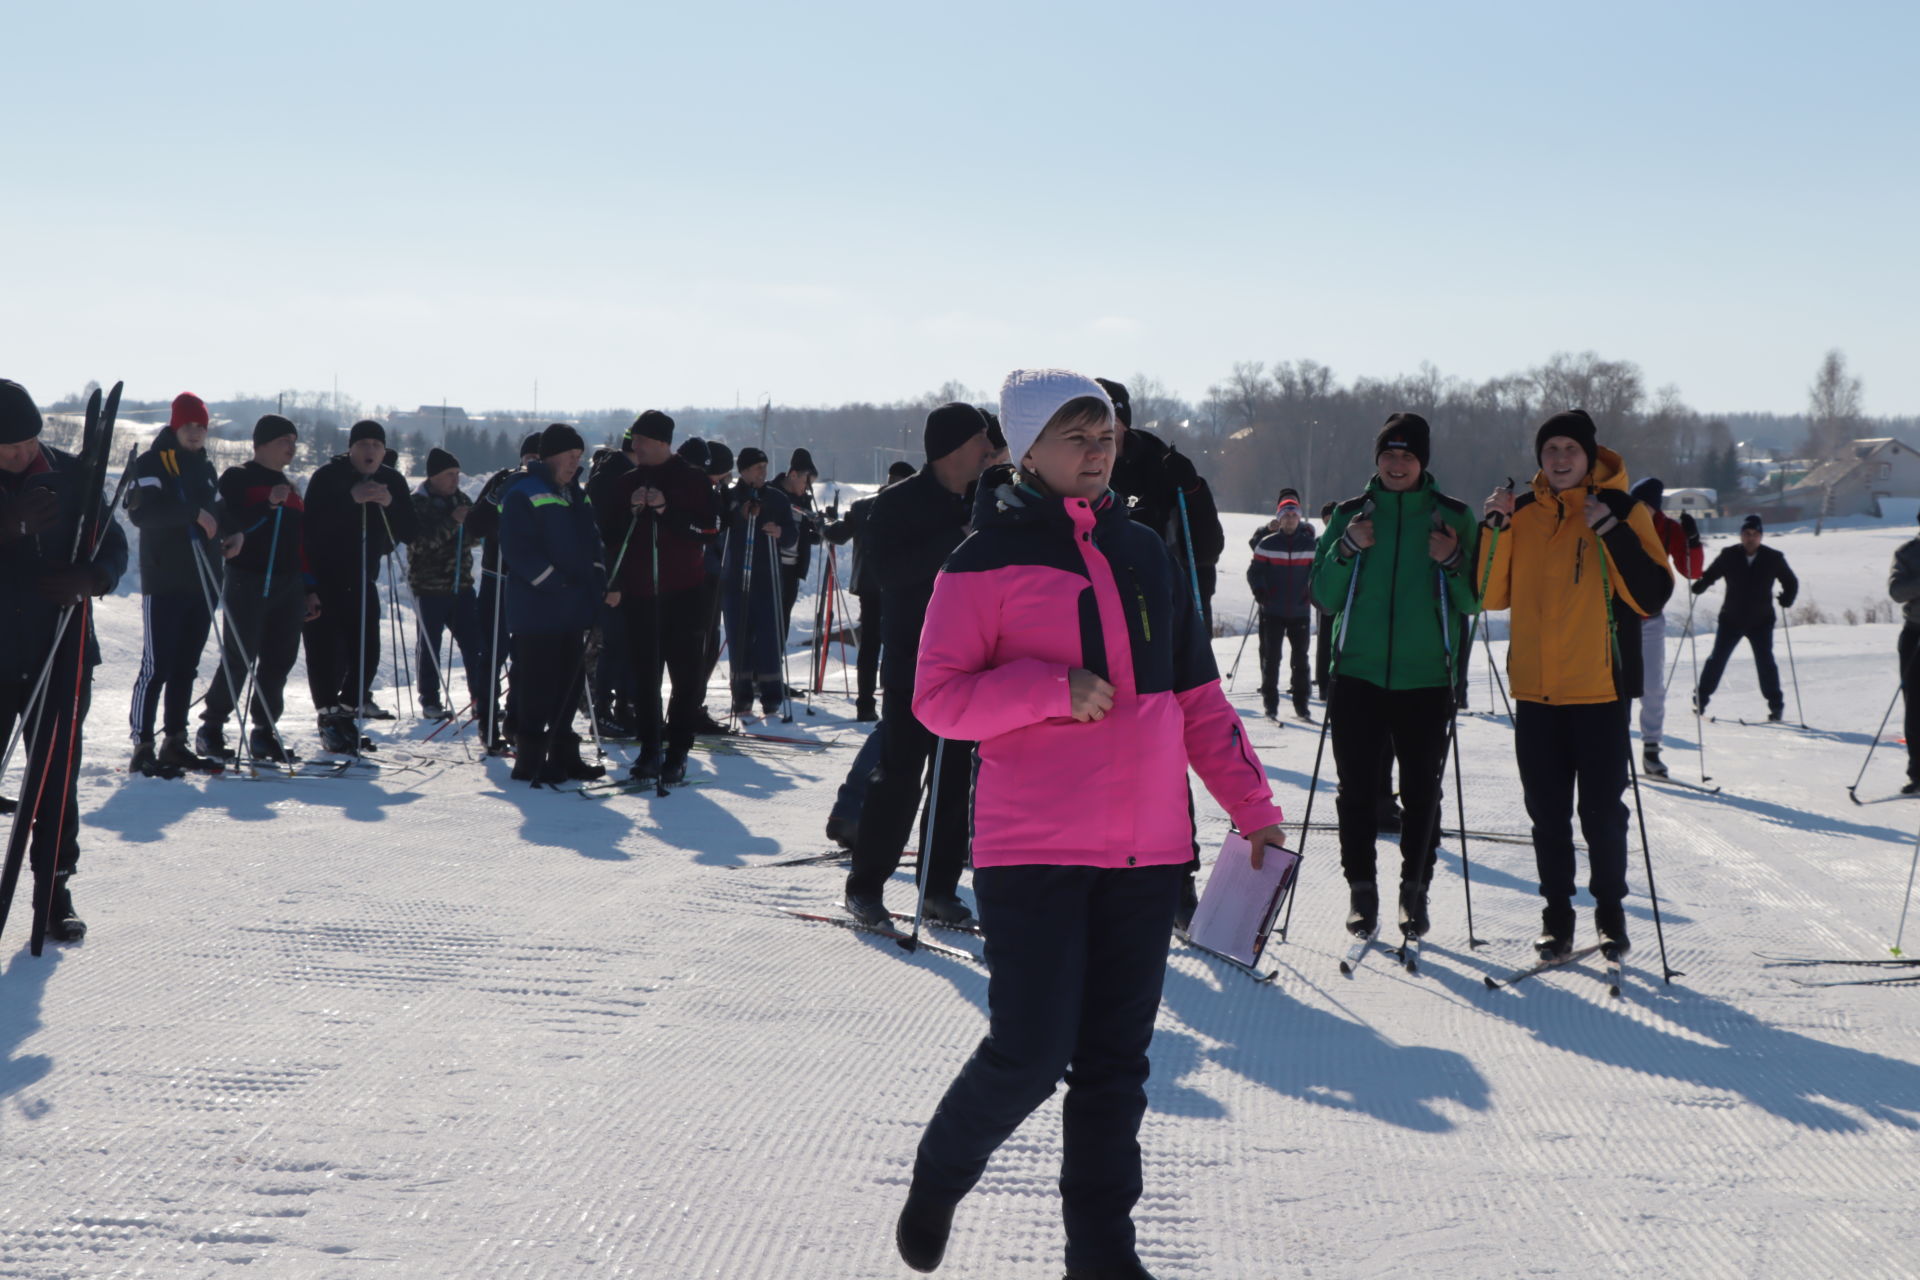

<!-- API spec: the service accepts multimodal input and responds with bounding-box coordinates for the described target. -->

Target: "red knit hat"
[170,392,209,428]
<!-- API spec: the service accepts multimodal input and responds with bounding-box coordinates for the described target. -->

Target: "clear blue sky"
[4,0,1915,417]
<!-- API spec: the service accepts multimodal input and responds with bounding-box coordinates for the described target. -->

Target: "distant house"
[1661,487,1718,515]
[390,405,471,434]
[1768,437,1920,520]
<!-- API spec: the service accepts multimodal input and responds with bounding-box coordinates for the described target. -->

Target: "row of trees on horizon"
[44,350,1909,515]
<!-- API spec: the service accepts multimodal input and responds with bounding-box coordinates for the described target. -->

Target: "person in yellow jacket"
[1478,409,1673,961]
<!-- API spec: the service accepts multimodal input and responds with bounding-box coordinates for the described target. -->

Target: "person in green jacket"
[1310,413,1479,941]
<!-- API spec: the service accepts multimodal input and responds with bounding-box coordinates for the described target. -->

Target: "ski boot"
[1767,704,1784,722]
[1535,901,1577,962]
[129,737,172,778]
[554,733,606,782]
[359,700,396,721]
[1293,695,1312,722]
[1063,1260,1158,1279]
[1594,899,1632,961]
[844,887,891,929]
[421,701,453,721]
[659,753,688,787]
[855,699,878,723]
[895,1190,956,1274]
[628,749,663,786]
[1691,689,1708,715]
[922,891,977,929]
[157,731,218,774]
[510,735,546,783]
[44,877,86,944]
[1346,881,1380,939]
[1397,879,1431,940]
[1262,698,1279,720]
[249,728,294,764]
[1903,780,1920,797]
[1641,743,1669,778]
[692,708,730,736]
[195,724,234,762]
[318,711,360,755]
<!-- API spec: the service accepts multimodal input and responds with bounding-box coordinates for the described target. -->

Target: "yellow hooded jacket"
[1477,446,1673,706]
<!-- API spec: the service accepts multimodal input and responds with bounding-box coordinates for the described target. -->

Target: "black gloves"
[1779,591,1795,608]
[1679,511,1700,547]
[1691,579,1709,596]
[0,486,59,546]
[1589,489,1635,536]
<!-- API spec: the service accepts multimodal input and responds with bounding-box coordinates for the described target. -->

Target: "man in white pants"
[1630,478,1703,776]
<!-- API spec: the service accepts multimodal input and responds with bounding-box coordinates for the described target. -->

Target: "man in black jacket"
[1098,377,1226,631]
[586,428,640,735]
[408,447,482,721]
[0,379,129,942]
[844,403,992,929]
[775,448,824,641]
[125,393,241,774]
[198,415,322,762]
[464,432,540,752]
[300,420,418,751]
[1691,514,1798,720]
[1247,487,1317,721]
[824,459,916,721]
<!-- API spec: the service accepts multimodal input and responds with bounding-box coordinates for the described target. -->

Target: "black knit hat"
[706,442,734,475]
[887,460,916,482]
[677,436,710,470]
[923,402,987,463]
[1631,476,1665,510]
[539,423,585,458]
[0,380,42,444]
[426,447,460,477]
[788,447,817,477]
[984,411,1006,451]
[630,409,675,444]
[1374,413,1430,470]
[519,431,544,458]
[252,413,297,446]
[1094,378,1132,429]
[349,419,386,445]
[736,446,768,472]
[1535,409,1598,467]
[1741,513,1763,533]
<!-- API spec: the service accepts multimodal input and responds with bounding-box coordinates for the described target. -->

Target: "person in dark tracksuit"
[408,447,484,721]
[1690,514,1798,720]
[1246,488,1317,721]
[775,448,823,642]
[825,459,916,724]
[1479,409,1673,959]
[464,432,542,752]
[842,404,993,930]
[892,369,1284,1280]
[300,419,418,751]
[198,415,322,762]
[605,411,720,787]
[1888,514,1920,795]
[125,392,241,774]
[585,431,639,736]
[498,424,607,785]
[719,447,796,717]
[1311,415,1480,941]
[0,379,129,943]
[1097,377,1226,630]
[686,439,732,735]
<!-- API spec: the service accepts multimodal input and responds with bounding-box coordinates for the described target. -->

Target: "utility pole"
[760,396,771,455]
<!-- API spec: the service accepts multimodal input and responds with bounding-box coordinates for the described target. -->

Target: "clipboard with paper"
[1183,832,1300,970]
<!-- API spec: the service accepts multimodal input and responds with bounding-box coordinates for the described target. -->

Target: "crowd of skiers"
[1,366,1900,1280]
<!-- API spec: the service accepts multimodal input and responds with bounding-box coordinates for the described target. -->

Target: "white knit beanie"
[998,368,1115,469]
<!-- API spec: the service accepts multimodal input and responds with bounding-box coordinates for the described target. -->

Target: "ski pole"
[1664,585,1695,692]
[1597,525,1680,983]
[1278,503,1369,942]
[907,736,948,952]
[1435,561,1485,948]
[1780,596,1806,727]
[1175,486,1205,624]
[1893,814,1920,957]
[1846,682,1904,803]
[648,517,667,796]
[771,530,794,724]
[1688,595,1709,783]
[381,508,411,721]
[1225,601,1257,691]
[262,505,283,599]
[355,503,369,750]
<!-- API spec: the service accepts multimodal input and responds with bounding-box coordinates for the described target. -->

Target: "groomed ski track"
[1,511,1917,1278]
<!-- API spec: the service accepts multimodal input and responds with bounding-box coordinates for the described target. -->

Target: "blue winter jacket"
[499,461,606,635]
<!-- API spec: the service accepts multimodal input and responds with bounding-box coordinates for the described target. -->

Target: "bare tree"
[1803,348,1863,459]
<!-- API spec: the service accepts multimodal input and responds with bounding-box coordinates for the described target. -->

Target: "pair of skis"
[778,907,981,965]
[1338,928,1424,976]
[1482,943,1627,998]
[1756,952,1920,988]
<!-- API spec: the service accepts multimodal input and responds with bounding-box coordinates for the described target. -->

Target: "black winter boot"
[46,877,86,943]
[1398,879,1431,939]
[1346,881,1379,938]
[510,734,546,782]
[554,733,606,782]
[1536,900,1577,960]
[1641,743,1668,778]
[1594,899,1632,960]
[895,1191,956,1273]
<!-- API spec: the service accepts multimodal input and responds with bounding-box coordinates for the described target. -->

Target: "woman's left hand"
[1244,823,1288,870]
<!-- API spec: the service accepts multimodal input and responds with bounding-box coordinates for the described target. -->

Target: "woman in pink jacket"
[893,369,1287,1280]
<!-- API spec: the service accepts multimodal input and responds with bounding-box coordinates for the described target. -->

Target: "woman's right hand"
[1068,668,1115,723]
[1483,488,1516,526]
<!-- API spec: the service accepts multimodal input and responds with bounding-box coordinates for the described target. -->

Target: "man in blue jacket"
[499,423,608,784]
[1246,487,1317,721]
[125,392,242,775]
[0,379,129,943]
[719,447,796,719]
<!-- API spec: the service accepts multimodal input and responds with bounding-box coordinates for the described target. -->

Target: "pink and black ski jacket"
[914,478,1283,870]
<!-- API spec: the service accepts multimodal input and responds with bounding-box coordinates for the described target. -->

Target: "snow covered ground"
[3,497,1919,1279]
